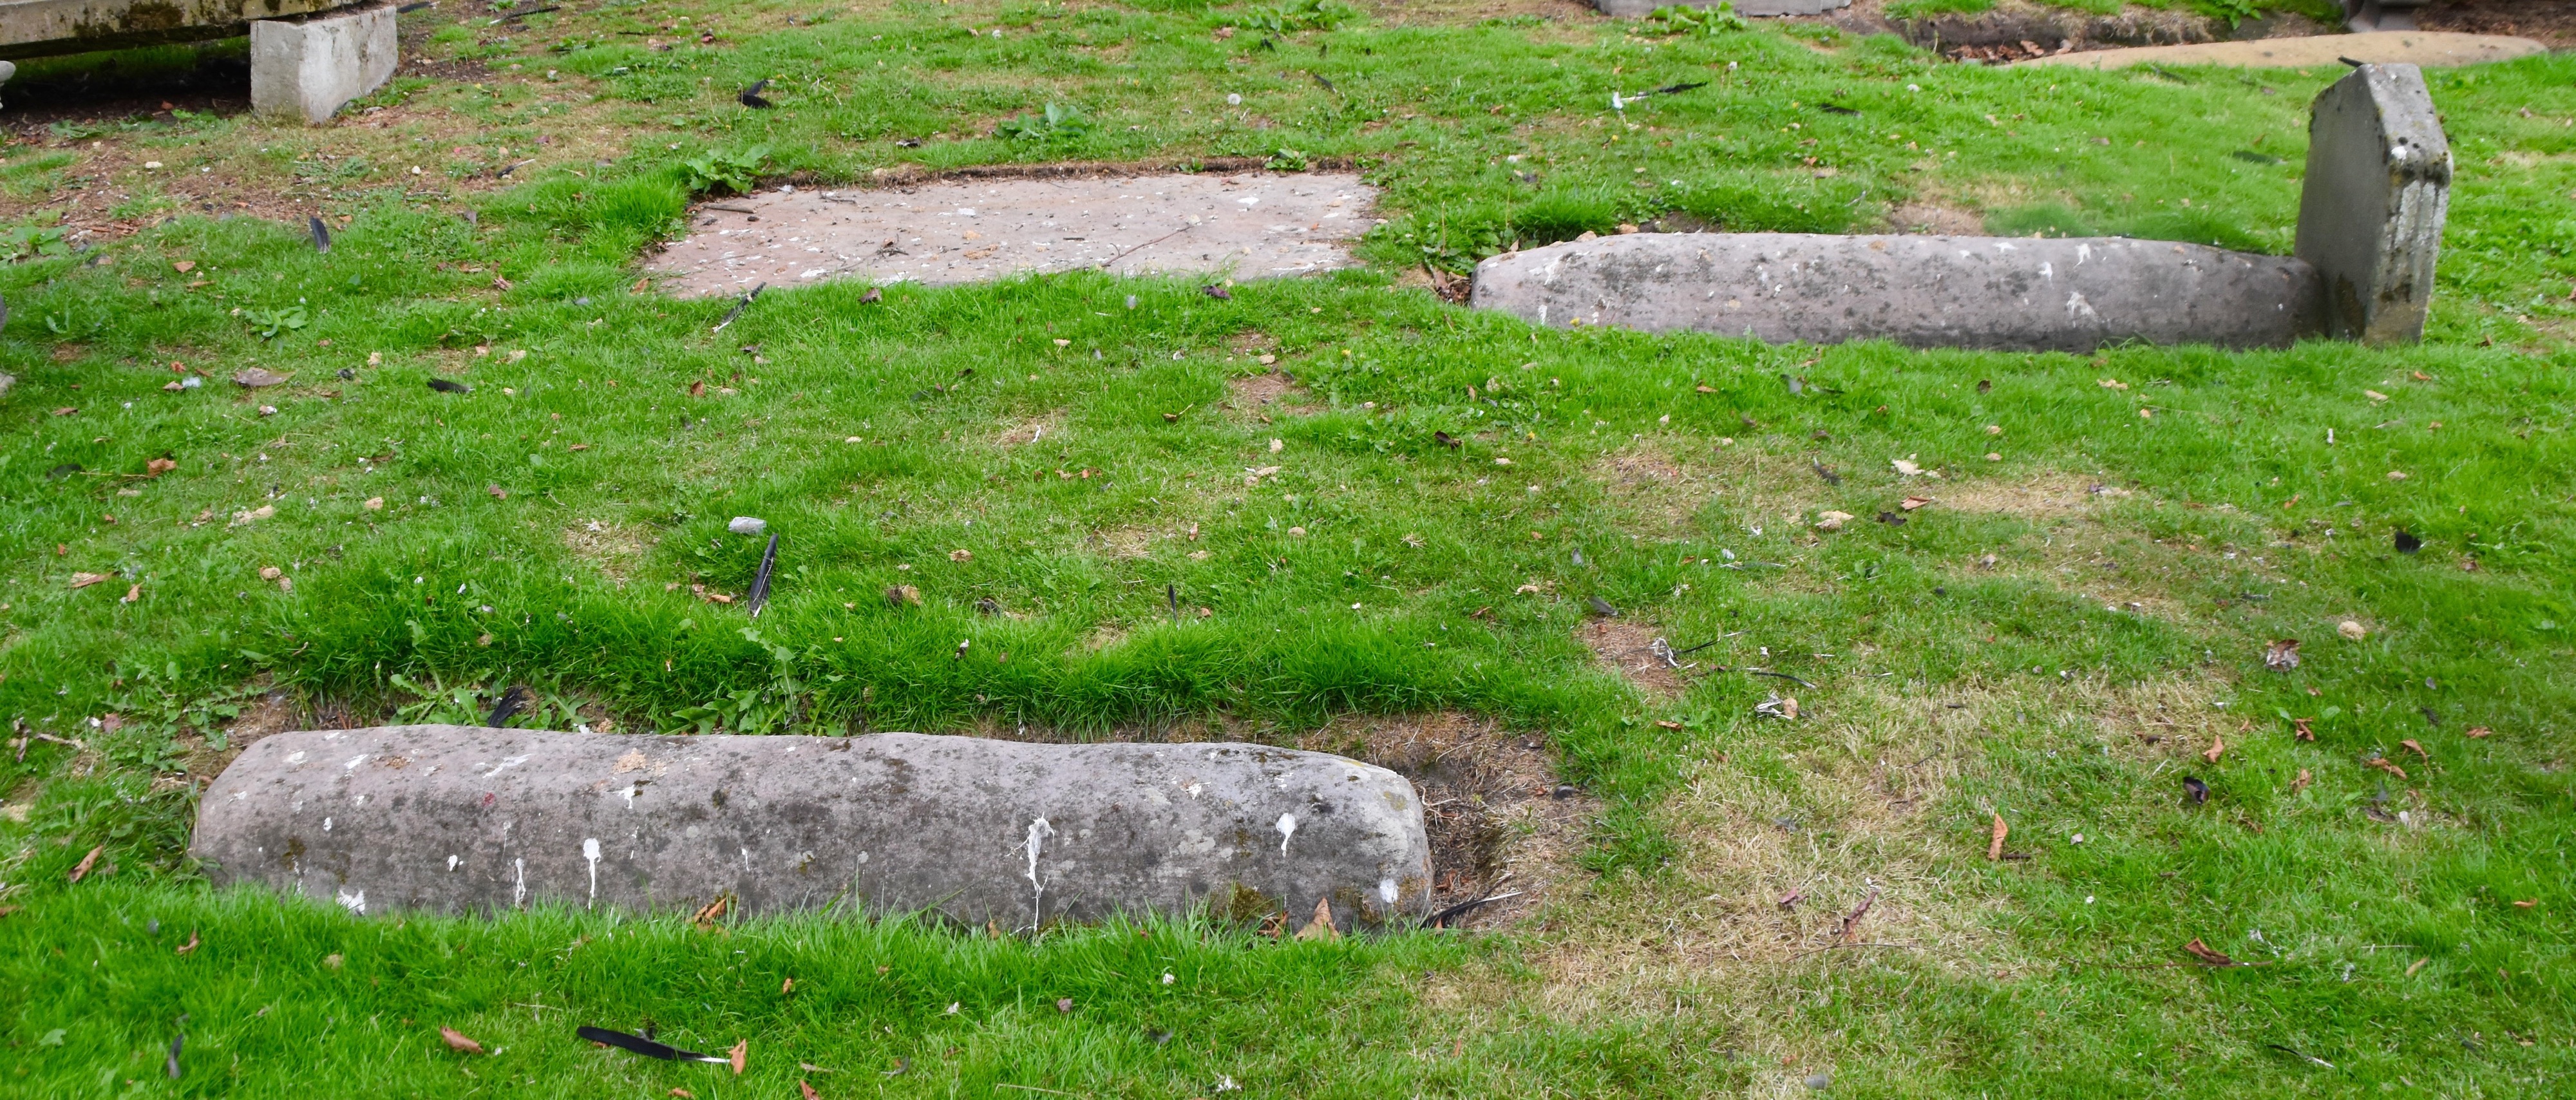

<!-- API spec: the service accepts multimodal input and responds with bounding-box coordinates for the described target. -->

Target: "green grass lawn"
[1,1,2572,1094]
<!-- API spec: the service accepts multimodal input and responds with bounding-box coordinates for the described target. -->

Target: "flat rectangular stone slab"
[647,172,1374,298]
[192,727,1432,930]
[1470,232,2322,352]
[0,0,357,59]
[2016,30,2544,70]
[1592,0,1848,17]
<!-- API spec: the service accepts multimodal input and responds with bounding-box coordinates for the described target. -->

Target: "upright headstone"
[250,1,398,125]
[2295,63,2450,345]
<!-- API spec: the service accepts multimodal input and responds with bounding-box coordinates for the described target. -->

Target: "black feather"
[2183,776,2210,805]
[1434,430,1461,450]
[395,1,431,12]
[712,283,765,333]
[744,533,779,617]
[428,379,472,394]
[1817,102,1859,115]
[308,216,332,254]
[576,1025,726,1063]
[1586,595,1619,618]
[486,685,530,729]
[2392,529,2421,554]
[739,79,773,108]
[166,1032,183,1079]
[1812,461,1840,486]
[1200,284,1232,300]
[1311,72,1335,93]
[1649,81,1708,97]
[1167,583,1180,623]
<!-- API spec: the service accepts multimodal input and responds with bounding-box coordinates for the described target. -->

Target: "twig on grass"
[1097,224,1194,271]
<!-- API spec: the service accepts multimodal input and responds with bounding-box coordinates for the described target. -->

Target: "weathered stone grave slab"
[1592,0,1848,18]
[647,173,1375,297]
[2295,62,2448,344]
[1470,233,2321,352]
[193,727,1432,930]
[1471,62,2449,352]
[2017,30,2543,70]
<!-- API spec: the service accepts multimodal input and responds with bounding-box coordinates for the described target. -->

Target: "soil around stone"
[647,171,1377,298]
[2422,0,2576,48]
[1295,713,1594,931]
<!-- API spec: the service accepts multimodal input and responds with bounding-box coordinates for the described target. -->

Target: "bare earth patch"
[1294,712,1593,931]
[564,520,653,583]
[647,172,1377,298]
[1224,370,1313,417]
[1887,202,1985,236]
[1580,616,1689,694]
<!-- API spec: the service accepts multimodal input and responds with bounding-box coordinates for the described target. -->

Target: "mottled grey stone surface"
[2295,63,2449,345]
[0,0,356,59]
[1593,0,1848,17]
[1470,232,2322,352]
[194,727,1433,929]
[249,1,396,125]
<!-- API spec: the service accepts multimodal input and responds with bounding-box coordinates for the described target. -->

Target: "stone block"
[1469,233,2321,352]
[2295,63,2449,345]
[250,1,395,125]
[1592,0,1848,19]
[192,727,1434,930]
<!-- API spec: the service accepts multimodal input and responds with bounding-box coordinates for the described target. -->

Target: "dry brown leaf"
[1654,720,1681,730]
[1695,384,1717,394]
[2263,639,2301,670]
[122,584,140,603]
[2290,768,2313,793]
[2292,717,2316,742]
[2406,958,2429,977]
[1890,457,1924,477]
[670,1090,695,1099]
[2512,899,2539,909]
[2098,378,2129,390]
[2202,734,2225,764]
[440,1027,486,1055]
[949,549,972,562]
[1837,886,1880,943]
[1987,813,2008,861]
[728,1039,747,1076]
[781,976,795,996]
[1900,496,1933,511]
[1294,896,1339,942]
[70,572,113,589]
[2465,726,2492,739]
[2365,757,2409,781]
[689,380,707,397]
[2183,938,2244,966]
[1813,510,1853,531]
[800,1082,820,1100]
[68,845,102,883]
[2399,739,2429,761]
[146,458,177,477]
[692,893,732,931]
[175,929,199,955]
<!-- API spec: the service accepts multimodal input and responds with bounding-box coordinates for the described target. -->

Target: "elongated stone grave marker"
[193,727,1433,930]
[1470,64,2450,352]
